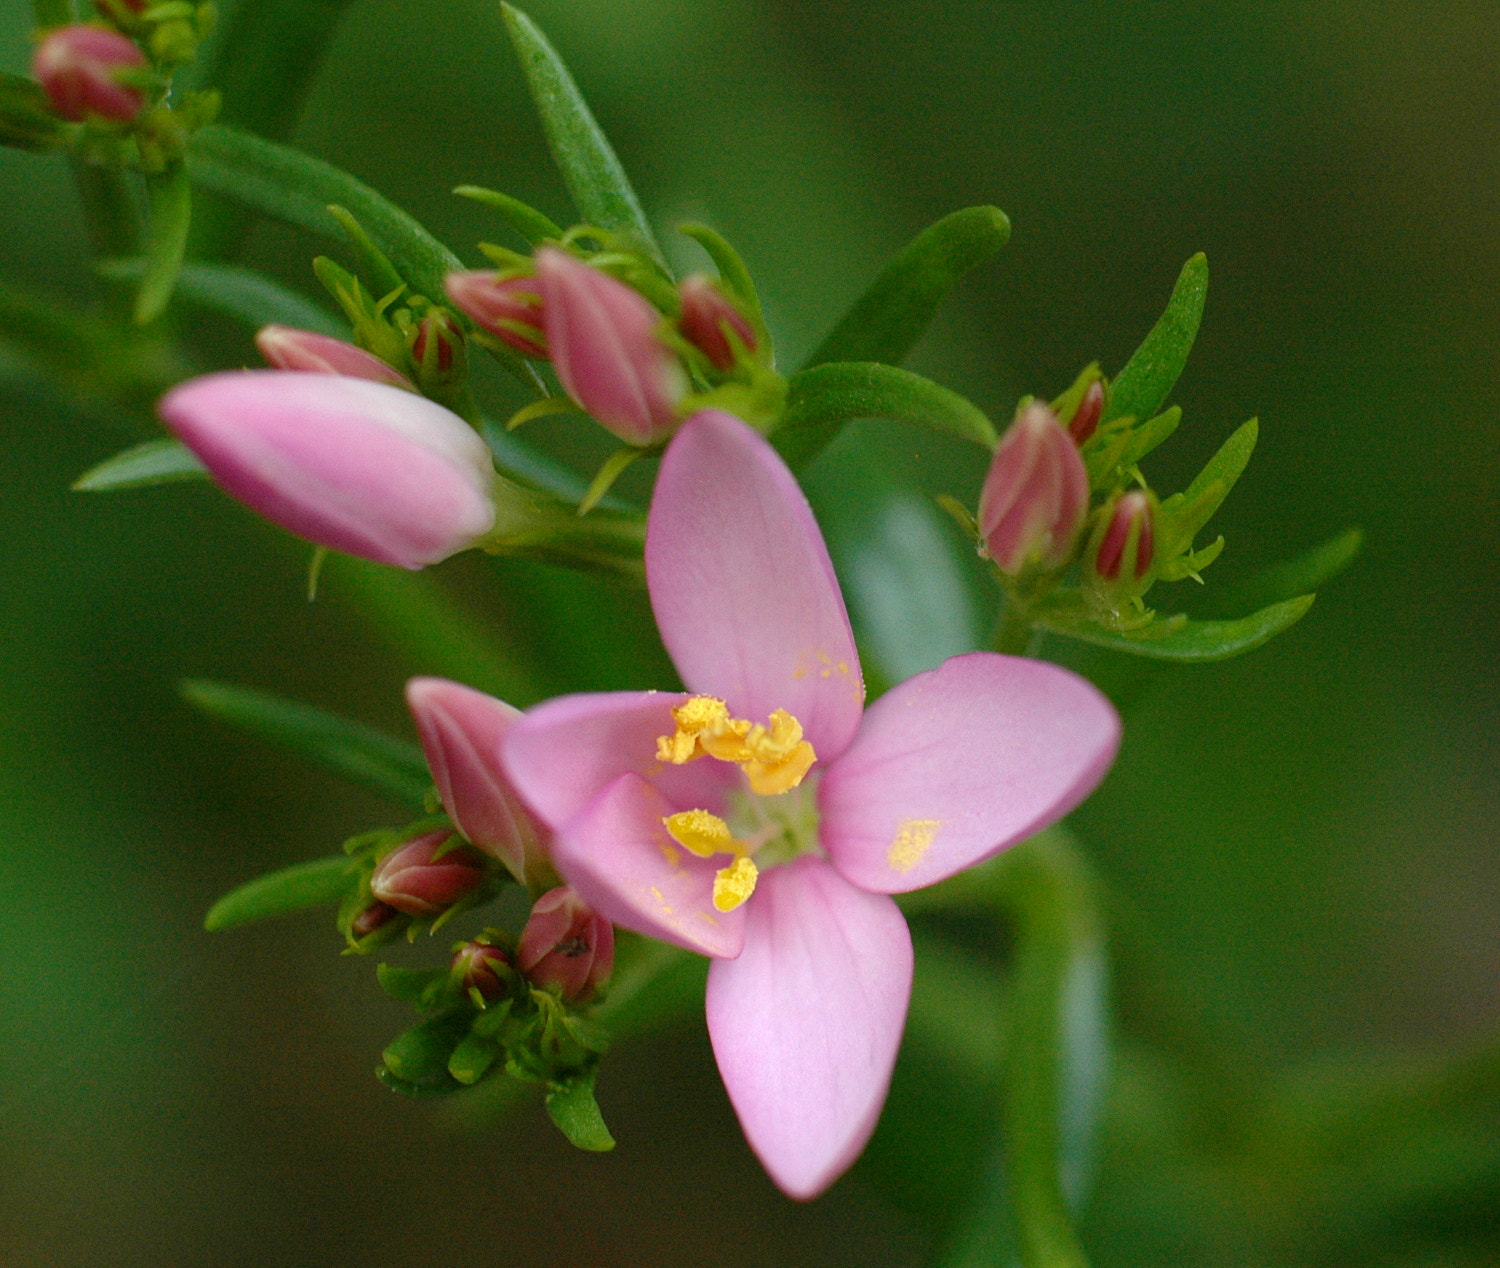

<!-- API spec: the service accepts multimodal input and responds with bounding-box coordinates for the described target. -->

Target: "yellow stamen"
[744,740,817,796]
[663,808,737,858]
[713,856,759,912]
[656,696,817,794]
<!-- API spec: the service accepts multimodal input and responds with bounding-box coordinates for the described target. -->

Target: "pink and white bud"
[158,371,497,570]
[678,274,756,372]
[451,939,512,1002]
[369,831,487,918]
[1068,380,1105,446]
[350,901,399,939]
[978,402,1091,575]
[404,678,554,891]
[255,325,415,389]
[1094,490,1155,581]
[444,271,547,360]
[32,25,147,124]
[534,247,688,446]
[518,886,614,1002]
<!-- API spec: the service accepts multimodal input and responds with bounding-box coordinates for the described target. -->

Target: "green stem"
[70,161,141,305]
[994,597,1035,655]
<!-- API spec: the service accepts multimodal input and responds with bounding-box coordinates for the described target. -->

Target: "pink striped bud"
[1067,380,1104,446]
[518,887,614,1002]
[410,309,465,386]
[350,901,399,939]
[158,371,498,570]
[405,677,554,891]
[978,402,1091,575]
[255,325,415,389]
[369,832,487,918]
[1094,490,1154,581]
[678,274,756,372]
[534,247,688,446]
[451,939,512,1002]
[444,271,547,360]
[32,25,147,124]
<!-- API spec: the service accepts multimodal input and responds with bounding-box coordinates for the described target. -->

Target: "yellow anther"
[713,856,759,912]
[656,696,817,795]
[663,808,737,858]
[743,740,817,796]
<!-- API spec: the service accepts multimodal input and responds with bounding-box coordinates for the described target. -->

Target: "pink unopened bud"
[405,678,553,890]
[351,901,399,939]
[32,25,148,124]
[158,371,497,569]
[534,247,688,446]
[445,271,547,360]
[255,325,415,389]
[451,939,512,1002]
[1095,490,1154,581]
[1068,380,1105,446]
[518,887,614,1002]
[978,402,1091,575]
[369,831,487,918]
[678,274,756,372]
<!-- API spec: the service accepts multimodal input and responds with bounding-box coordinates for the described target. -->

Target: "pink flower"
[518,886,614,1001]
[978,402,1090,575]
[31,25,147,124]
[445,271,548,360]
[369,831,487,917]
[497,409,1120,1199]
[255,325,415,389]
[158,371,497,569]
[534,247,687,446]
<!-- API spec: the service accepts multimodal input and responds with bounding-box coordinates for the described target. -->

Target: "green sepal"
[1105,252,1208,425]
[470,997,515,1039]
[545,1067,616,1152]
[98,259,343,336]
[311,255,410,370]
[180,679,431,808]
[0,72,67,151]
[1213,527,1363,615]
[1033,593,1315,661]
[448,1033,502,1086]
[501,4,661,259]
[135,162,192,325]
[73,438,208,492]
[380,1010,471,1093]
[578,446,648,516]
[1085,406,1182,491]
[802,205,1010,370]
[327,204,407,301]
[775,361,997,469]
[676,221,763,325]
[1159,533,1224,583]
[376,963,449,1006]
[454,185,562,245]
[204,854,355,931]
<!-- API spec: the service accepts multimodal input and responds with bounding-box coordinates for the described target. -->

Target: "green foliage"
[1213,528,1364,616]
[98,259,343,335]
[454,185,563,246]
[1035,594,1316,661]
[135,163,192,325]
[203,855,354,931]
[546,1069,616,1152]
[0,73,66,151]
[72,438,207,492]
[1105,253,1208,426]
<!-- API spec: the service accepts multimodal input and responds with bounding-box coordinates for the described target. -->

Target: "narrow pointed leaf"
[180,679,431,807]
[545,1068,616,1151]
[0,71,67,150]
[204,854,354,931]
[677,222,762,320]
[98,259,343,335]
[501,3,660,256]
[776,361,997,468]
[1106,252,1208,425]
[73,438,208,492]
[803,205,1010,370]
[1117,406,1181,469]
[454,185,563,245]
[327,204,407,300]
[1184,416,1258,507]
[1034,594,1315,661]
[1214,527,1364,616]
[135,162,192,325]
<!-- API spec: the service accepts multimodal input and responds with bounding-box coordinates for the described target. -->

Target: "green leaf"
[1034,594,1315,662]
[501,3,660,256]
[449,1033,502,1086]
[204,855,354,931]
[545,1068,616,1151]
[180,679,431,807]
[375,963,447,1004]
[73,438,208,492]
[1183,416,1257,508]
[677,222,763,322]
[776,361,997,469]
[98,259,343,335]
[31,0,72,29]
[135,163,193,325]
[1105,252,1208,425]
[327,204,407,301]
[454,185,563,246]
[381,1012,470,1091]
[802,206,1010,370]
[0,71,67,151]
[1159,417,1258,554]
[187,125,465,304]
[1213,527,1364,616]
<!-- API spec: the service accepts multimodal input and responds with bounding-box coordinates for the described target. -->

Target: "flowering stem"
[994,598,1035,656]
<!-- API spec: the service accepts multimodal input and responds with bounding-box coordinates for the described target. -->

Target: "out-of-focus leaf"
[31,0,72,29]
[448,1033,502,1086]
[677,222,762,321]
[0,71,66,150]
[1106,253,1208,425]
[73,438,208,492]
[454,185,563,246]
[776,361,997,469]
[135,162,192,324]
[501,3,660,257]
[1212,528,1363,616]
[180,679,431,808]
[1035,595,1315,662]
[99,259,343,335]
[545,1068,616,1151]
[381,1012,469,1092]
[803,206,1010,370]
[203,855,353,931]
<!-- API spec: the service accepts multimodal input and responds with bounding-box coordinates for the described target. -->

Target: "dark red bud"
[678,274,756,372]
[1068,380,1104,446]
[351,901,399,939]
[1096,491,1154,581]
[451,940,511,1002]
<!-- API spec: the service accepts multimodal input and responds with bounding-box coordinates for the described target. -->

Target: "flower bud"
[1067,380,1104,446]
[451,939,512,1002]
[32,25,147,124]
[158,371,498,569]
[1094,490,1155,581]
[444,271,547,360]
[405,678,554,891]
[410,308,467,387]
[255,325,415,389]
[518,886,614,1002]
[678,274,756,372]
[534,247,688,446]
[978,402,1090,575]
[350,901,399,939]
[369,831,487,918]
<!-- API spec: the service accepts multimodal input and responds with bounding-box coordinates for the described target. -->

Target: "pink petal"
[705,858,912,1200]
[819,652,1120,893]
[551,774,746,959]
[502,691,738,832]
[647,411,865,762]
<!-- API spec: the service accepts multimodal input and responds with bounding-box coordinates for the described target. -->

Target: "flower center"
[656,696,820,912]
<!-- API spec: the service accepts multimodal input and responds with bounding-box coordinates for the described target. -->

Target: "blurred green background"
[1,0,1496,1263]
